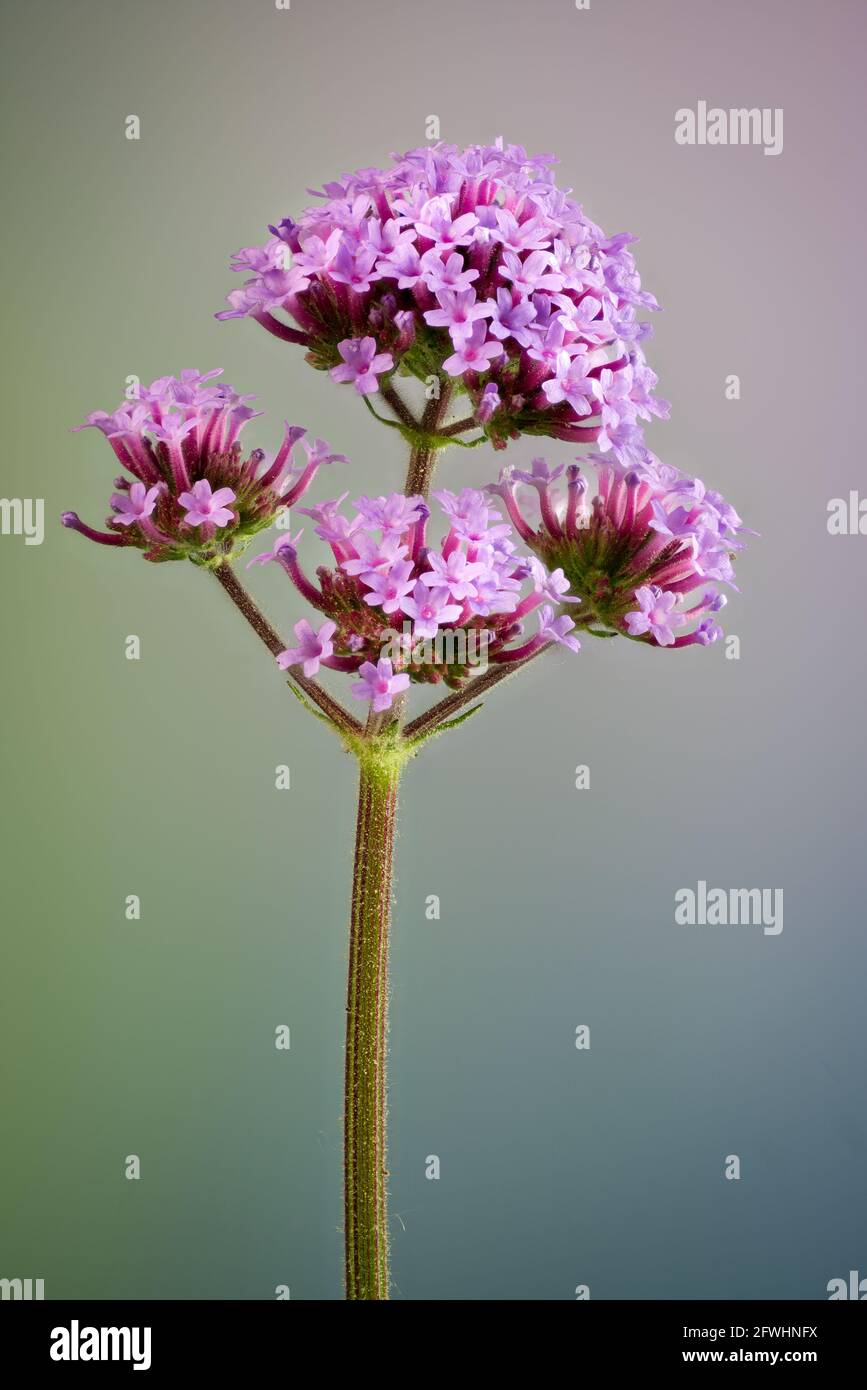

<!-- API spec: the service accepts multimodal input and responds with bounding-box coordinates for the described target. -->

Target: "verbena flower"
[253,485,581,709]
[217,140,667,453]
[487,451,749,647]
[62,371,346,565]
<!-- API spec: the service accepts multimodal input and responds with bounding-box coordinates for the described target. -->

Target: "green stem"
[344,744,405,1300]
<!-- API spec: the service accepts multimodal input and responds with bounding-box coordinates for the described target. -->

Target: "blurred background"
[1,0,865,1299]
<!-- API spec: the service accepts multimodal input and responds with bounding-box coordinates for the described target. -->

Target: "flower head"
[486,451,748,648]
[249,482,577,700]
[218,140,665,451]
[63,373,345,564]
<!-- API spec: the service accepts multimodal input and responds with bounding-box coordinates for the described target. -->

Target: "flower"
[624,586,684,646]
[330,337,394,395]
[250,485,576,694]
[218,139,665,450]
[110,481,163,525]
[486,450,748,648]
[352,659,411,713]
[401,581,462,640]
[277,618,337,676]
[63,373,346,564]
[178,479,237,528]
[423,289,492,344]
[538,605,581,653]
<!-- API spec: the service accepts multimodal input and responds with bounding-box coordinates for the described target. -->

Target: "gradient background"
[2,0,866,1300]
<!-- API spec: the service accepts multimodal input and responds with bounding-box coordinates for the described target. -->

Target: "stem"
[378,381,418,432]
[212,562,363,736]
[439,414,477,437]
[403,645,550,742]
[406,383,453,497]
[344,745,404,1300]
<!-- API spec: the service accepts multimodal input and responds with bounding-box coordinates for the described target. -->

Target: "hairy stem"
[406,382,453,497]
[344,746,404,1300]
[212,562,363,735]
[403,645,551,742]
[378,381,418,432]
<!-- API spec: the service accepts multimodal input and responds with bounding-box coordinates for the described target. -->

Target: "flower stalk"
[343,736,408,1300]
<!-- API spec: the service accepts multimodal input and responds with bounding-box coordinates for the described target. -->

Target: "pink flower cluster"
[253,486,582,707]
[62,370,346,564]
[489,452,750,647]
[218,140,668,453]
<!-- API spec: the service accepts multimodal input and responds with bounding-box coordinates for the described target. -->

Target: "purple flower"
[422,548,485,601]
[352,493,425,531]
[65,370,307,563]
[423,289,491,344]
[351,658,411,712]
[500,250,564,296]
[419,250,480,295]
[219,142,668,447]
[538,605,581,653]
[476,382,502,423]
[400,580,462,640]
[178,479,237,528]
[330,337,394,395]
[415,199,478,252]
[341,532,408,579]
[442,321,503,377]
[276,618,337,676]
[361,561,416,614]
[624,586,685,646]
[542,350,601,417]
[484,288,538,347]
[110,482,163,526]
[487,452,748,650]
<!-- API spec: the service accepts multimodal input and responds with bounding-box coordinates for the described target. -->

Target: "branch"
[378,381,419,432]
[439,414,477,437]
[402,644,551,743]
[213,563,364,737]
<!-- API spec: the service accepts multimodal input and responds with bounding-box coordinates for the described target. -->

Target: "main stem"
[344,379,450,1298]
[344,748,402,1300]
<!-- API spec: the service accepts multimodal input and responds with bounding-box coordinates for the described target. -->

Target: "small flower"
[361,561,416,614]
[538,605,581,653]
[330,337,394,395]
[484,288,538,347]
[178,479,237,528]
[276,619,337,677]
[110,482,163,526]
[624,585,685,646]
[351,658,411,712]
[423,288,492,346]
[476,382,502,424]
[419,250,480,295]
[542,350,601,417]
[442,321,503,377]
[400,580,462,640]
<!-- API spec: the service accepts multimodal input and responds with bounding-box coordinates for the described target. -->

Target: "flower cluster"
[218,139,667,453]
[489,452,750,647]
[63,370,346,564]
[253,486,581,709]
